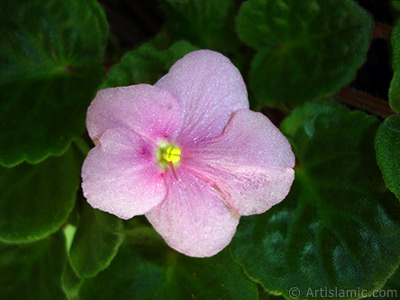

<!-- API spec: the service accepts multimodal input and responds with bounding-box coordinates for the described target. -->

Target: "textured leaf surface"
[102,41,198,88]
[70,202,124,278]
[79,223,258,300]
[0,0,107,166]
[231,102,400,299]
[375,115,400,200]
[0,146,82,242]
[161,0,240,53]
[0,232,67,300]
[369,265,400,300]
[236,0,373,109]
[390,19,400,112]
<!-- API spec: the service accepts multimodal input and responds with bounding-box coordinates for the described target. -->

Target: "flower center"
[157,143,182,181]
[157,143,181,166]
[163,146,181,164]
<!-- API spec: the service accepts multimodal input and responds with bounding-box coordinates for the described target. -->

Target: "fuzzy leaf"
[231,102,400,300]
[161,0,240,53]
[79,224,258,300]
[374,265,400,299]
[236,0,373,109]
[70,202,124,278]
[375,115,400,200]
[390,19,400,112]
[0,0,107,166]
[102,41,198,89]
[0,146,82,243]
[0,232,67,300]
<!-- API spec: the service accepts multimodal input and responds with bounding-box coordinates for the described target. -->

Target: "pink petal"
[82,127,166,219]
[184,110,295,216]
[155,50,249,145]
[146,169,240,257]
[87,84,182,145]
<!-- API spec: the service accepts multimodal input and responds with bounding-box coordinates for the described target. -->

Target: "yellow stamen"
[163,146,181,163]
[157,144,182,181]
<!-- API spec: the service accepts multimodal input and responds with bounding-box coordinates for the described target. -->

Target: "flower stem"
[74,138,91,156]
[334,87,398,118]
[372,23,392,40]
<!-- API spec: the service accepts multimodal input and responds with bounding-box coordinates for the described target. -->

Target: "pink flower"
[82,50,295,257]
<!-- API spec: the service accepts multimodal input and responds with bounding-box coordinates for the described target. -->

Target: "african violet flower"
[82,50,295,257]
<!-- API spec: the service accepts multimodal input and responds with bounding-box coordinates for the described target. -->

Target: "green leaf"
[102,41,198,89]
[375,115,400,200]
[0,231,67,300]
[389,19,400,112]
[0,145,82,243]
[393,1,400,12]
[79,224,258,300]
[160,0,241,53]
[258,285,287,300]
[367,265,400,300]
[231,102,400,300]
[0,0,108,166]
[70,202,125,278]
[236,0,373,110]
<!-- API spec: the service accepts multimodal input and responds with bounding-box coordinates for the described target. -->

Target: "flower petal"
[82,127,166,219]
[87,84,182,145]
[146,169,239,257]
[184,110,295,216]
[155,50,249,145]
